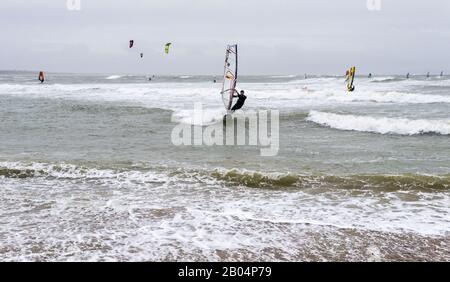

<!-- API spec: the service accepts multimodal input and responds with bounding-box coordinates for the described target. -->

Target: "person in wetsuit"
[38,72,45,83]
[231,90,247,111]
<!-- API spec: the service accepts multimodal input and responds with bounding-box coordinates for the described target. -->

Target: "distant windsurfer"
[38,71,45,83]
[231,90,247,111]
[345,69,355,92]
[406,73,410,79]
[368,73,372,79]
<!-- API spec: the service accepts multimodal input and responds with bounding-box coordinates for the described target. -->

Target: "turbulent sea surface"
[0,71,449,261]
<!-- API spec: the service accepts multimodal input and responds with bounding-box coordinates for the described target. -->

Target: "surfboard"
[221,45,238,113]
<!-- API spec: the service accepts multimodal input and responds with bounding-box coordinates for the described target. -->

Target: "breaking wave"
[210,168,450,191]
[270,75,296,78]
[105,75,123,80]
[370,77,405,83]
[307,111,450,135]
[1,161,448,192]
[171,107,226,125]
[325,91,450,104]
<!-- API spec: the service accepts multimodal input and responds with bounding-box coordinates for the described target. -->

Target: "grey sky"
[1,0,449,75]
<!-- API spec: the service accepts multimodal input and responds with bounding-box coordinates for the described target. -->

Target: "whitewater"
[0,72,449,261]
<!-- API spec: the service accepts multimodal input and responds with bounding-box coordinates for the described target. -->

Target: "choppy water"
[0,71,449,261]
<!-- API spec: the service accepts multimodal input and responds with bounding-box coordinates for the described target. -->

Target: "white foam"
[1,161,449,261]
[338,91,450,104]
[269,75,296,78]
[0,161,168,183]
[0,79,449,113]
[105,75,123,80]
[370,76,398,82]
[307,111,450,135]
[171,107,226,125]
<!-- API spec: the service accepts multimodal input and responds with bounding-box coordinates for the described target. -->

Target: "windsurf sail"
[221,44,238,111]
[347,66,356,92]
[129,40,134,48]
[164,43,172,54]
[38,71,45,83]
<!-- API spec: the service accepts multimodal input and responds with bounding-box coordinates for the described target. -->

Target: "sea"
[0,71,449,261]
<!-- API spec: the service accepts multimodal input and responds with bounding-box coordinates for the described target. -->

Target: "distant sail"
[164,43,172,54]
[346,66,356,92]
[38,71,45,83]
[129,40,134,48]
[220,44,238,111]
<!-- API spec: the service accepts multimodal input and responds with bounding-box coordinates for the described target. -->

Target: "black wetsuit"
[231,93,247,111]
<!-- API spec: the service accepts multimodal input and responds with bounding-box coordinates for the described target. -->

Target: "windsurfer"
[231,90,247,111]
[38,71,45,83]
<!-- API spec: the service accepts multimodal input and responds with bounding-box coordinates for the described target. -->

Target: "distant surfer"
[231,90,247,112]
[427,72,430,78]
[368,73,372,79]
[440,71,444,77]
[406,73,410,79]
[38,71,45,83]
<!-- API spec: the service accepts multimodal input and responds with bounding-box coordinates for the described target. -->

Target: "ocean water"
[0,71,449,261]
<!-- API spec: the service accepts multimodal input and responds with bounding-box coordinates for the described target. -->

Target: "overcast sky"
[1,0,449,75]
